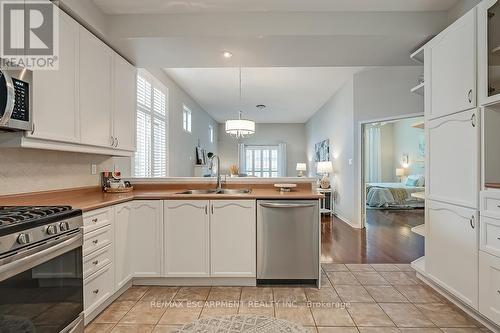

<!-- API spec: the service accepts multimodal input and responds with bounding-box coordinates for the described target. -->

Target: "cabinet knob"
[92,218,98,223]
[92,260,99,265]
[93,289,99,294]
[469,216,475,229]
[93,239,99,245]
[468,89,473,103]
[470,114,476,128]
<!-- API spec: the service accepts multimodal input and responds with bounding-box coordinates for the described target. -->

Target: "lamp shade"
[296,163,307,171]
[317,161,333,174]
[396,168,405,177]
[225,119,255,137]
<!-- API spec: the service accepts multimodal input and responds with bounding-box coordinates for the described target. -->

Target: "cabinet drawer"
[83,244,113,279]
[481,216,500,258]
[481,191,500,219]
[84,263,114,316]
[83,225,112,256]
[83,207,113,232]
[479,251,500,326]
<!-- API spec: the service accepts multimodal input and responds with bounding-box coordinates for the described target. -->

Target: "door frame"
[358,112,424,229]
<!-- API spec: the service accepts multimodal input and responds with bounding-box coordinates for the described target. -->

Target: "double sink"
[176,188,252,195]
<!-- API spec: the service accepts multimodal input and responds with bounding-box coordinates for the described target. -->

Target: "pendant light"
[225,67,255,139]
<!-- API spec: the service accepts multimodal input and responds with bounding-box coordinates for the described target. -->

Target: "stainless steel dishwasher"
[257,200,319,282]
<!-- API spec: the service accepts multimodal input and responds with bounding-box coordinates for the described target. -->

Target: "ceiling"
[94,0,459,15]
[164,67,362,123]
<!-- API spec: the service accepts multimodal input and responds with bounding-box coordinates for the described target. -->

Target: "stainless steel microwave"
[0,67,32,131]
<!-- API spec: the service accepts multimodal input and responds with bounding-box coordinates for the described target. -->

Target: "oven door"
[0,230,83,333]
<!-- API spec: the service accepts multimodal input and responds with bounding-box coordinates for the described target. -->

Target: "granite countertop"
[0,184,324,212]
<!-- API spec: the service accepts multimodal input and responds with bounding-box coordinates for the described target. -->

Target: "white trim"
[126,177,317,184]
[357,112,424,228]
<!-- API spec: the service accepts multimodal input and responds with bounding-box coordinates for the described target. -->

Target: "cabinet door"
[112,54,136,151]
[129,200,162,277]
[428,8,476,120]
[427,109,479,209]
[210,200,256,277]
[29,9,79,142]
[114,203,132,290]
[79,27,112,147]
[426,200,479,308]
[479,250,500,326]
[164,200,210,277]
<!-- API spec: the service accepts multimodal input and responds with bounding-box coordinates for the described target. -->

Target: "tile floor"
[85,264,492,333]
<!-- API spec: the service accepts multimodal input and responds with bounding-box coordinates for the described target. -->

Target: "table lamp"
[396,168,405,182]
[296,163,307,177]
[317,161,333,189]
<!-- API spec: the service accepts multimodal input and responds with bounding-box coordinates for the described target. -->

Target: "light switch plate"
[348,159,353,165]
[91,164,97,175]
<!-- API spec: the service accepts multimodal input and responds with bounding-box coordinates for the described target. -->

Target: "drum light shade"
[225,113,255,138]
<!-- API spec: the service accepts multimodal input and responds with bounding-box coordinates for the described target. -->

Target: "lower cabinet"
[163,199,257,278]
[210,200,256,277]
[115,200,163,289]
[83,263,114,317]
[426,199,479,308]
[164,200,210,277]
[479,250,500,326]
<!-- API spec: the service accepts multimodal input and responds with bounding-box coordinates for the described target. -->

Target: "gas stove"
[0,205,83,256]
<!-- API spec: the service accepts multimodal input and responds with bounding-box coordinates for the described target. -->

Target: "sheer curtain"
[365,126,382,183]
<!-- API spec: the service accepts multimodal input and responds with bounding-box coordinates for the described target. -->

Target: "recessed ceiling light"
[222,51,233,59]
[256,104,266,111]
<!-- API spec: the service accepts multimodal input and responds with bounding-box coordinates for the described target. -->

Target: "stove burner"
[0,206,72,227]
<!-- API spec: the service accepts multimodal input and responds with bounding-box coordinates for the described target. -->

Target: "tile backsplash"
[0,148,125,195]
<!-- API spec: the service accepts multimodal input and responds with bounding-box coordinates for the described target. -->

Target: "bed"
[366,181,425,209]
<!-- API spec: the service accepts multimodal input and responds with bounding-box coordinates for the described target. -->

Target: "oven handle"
[0,231,83,282]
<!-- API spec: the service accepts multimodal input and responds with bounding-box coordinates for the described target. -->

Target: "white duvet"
[366,182,425,208]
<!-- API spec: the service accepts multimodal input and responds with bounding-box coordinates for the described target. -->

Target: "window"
[240,144,286,177]
[209,125,214,143]
[134,70,168,177]
[183,105,192,133]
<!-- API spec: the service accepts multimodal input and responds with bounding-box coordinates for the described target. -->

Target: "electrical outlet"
[91,164,97,175]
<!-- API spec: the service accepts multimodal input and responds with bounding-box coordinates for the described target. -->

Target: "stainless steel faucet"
[208,152,223,191]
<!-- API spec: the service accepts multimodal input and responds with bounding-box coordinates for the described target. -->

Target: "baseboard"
[134,277,257,287]
[334,212,361,229]
[416,272,500,332]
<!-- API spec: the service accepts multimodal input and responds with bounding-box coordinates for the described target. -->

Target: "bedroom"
[362,116,426,261]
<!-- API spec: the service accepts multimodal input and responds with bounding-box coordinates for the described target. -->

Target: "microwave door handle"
[0,231,83,282]
[0,71,15,126]
[259,203,316,208]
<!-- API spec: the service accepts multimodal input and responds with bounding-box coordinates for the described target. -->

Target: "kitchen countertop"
[0,183,324,212]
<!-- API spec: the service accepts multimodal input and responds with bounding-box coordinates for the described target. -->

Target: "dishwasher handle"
[259,202,316,209]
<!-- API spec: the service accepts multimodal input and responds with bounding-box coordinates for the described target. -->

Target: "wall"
[0,148,115,195]
[305,80,355,225]
[218,123,307,177]
[306,67,423,228]
[393,117,425,178]
[140,69,218,177]
[448,0,482,23]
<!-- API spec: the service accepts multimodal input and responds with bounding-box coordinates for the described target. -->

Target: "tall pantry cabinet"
[419,1,500,328]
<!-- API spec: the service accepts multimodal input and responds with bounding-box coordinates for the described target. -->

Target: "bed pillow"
[406,174,425,187]
[406,177,419,186]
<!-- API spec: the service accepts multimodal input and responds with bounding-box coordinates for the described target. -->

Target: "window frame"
[183,104,192,133]
[133,69,169,178]
[239,144,287,178]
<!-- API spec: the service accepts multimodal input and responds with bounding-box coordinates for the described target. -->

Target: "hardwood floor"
[321,209,425,264]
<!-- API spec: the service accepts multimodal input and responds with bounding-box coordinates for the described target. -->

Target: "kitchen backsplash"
[0,148,124,195]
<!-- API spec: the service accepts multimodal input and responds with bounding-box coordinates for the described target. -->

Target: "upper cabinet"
[28,9,80,143]
[427,8,477,120]
[479,0,500,105]
[112,55,136,151]
[79,27,113,148]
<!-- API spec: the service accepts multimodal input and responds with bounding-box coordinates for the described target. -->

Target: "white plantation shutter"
[134,70,168,177]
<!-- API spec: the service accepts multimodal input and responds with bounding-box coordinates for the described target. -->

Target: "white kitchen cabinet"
[210,200,256,277]
[428,8,476,120]
[112,54,136,151]
[115,200,162,288]
[164,200,210,277]
[426,109,480,209]
[128,200,163,277]
[426,199,479,309]
[114,203,132,289]
[79,27,113,148]
[479,250,500,326]
[29,9,79,143]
